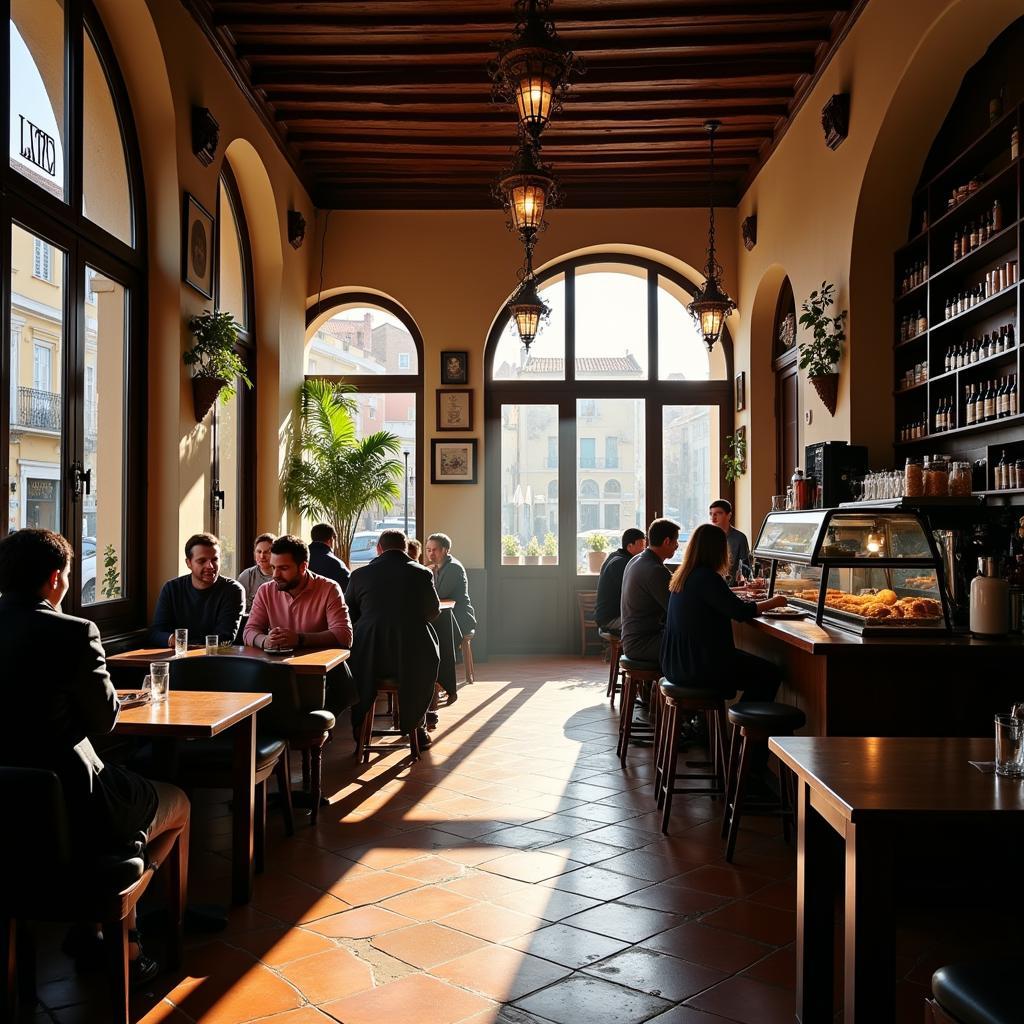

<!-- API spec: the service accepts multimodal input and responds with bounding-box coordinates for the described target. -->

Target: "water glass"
[994,714,1024,777]
[205,634,219,656]
[174,628,188,657]
[147,661,170,704]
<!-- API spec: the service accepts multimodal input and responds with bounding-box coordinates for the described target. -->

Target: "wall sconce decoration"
[288,210,306,249]
[741,215,757,251]
[191,106,220,167]
[821,93,850,150]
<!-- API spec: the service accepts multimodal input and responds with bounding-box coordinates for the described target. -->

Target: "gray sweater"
[619,548,671,660]
[150,574,245,647]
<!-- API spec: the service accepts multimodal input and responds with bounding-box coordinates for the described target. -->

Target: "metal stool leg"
[725,731,753,863]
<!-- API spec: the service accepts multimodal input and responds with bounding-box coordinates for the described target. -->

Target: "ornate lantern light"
[495,139,559,243]
[688,120,737,352]
[507,245,550,350]
[491,0,579,141]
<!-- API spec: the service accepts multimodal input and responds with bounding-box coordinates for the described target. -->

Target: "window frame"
[2,0,147,636]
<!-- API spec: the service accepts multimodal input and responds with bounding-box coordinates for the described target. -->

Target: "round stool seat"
[727,701,806,732]
[599,629,621,641]
[619,657,660,675]
[933,961,1019,1024]
[659,680,729,705]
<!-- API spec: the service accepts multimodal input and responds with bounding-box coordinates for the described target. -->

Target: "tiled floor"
[29,656,947,1023]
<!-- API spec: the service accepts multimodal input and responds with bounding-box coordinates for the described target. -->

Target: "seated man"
[345,530,440,749]
[0,529,190,986]
[425,532,476,638]
[244,534,351,652]
[710,498,750,585]
[594,527,647,631]
[308,523,351,593]
[620,517,680,663]
[150,532,244,648]
[407,537,423,563]
[237,532,275,610]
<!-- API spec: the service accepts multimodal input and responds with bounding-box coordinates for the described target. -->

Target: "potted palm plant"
[541,532,558,564]
[587,532,609,574]
[501,535,522,565]
[523,536,542,565]
[797,281,847,416]
[184,309,252,421]
[281,378,403,564]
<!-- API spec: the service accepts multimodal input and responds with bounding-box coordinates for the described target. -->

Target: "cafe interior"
[4,1,1024,1022]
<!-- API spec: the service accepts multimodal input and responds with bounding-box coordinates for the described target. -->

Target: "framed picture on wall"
[441,350,468,385]
[431,438,477,484]
[437,388,473,431]
[735,371,746,412]
[182,192,214,298]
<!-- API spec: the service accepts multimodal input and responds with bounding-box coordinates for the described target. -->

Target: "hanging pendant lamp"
[688,120,737,352]
[495,139,560,241]
[507,244,550,349]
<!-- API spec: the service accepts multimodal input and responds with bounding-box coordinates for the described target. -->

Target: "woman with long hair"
[661,523,786,700]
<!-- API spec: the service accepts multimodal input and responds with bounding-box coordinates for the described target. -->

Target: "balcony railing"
[15,387,60,431]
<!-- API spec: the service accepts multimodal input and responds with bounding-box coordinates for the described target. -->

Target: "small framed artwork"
[431,438,477,484]
[735,370,746,412]
[441,350,468,385]
[437,388,473,431]
[182,192,214,298]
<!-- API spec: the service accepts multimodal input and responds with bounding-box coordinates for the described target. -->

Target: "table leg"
[844,820,893,1023]
[796,780,835,1023]
[231,714,257,905]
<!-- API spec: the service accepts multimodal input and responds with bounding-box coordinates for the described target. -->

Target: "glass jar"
[948,461,972,497]
[924,456,949,497]
[904,458,923,497]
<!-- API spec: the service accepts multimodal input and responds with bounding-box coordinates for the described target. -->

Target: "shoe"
[415,727,432,750]
[425,711,439,729]
[127,929,161,990]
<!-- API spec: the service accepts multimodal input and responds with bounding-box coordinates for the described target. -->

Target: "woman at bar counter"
[661,524,787,702]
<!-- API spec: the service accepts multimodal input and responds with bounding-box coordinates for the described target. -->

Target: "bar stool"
[616,657,661,765]
[721,701,805,862]
[599,629,622,708]
[927,961,1018,1023]
[655,680,730,834]
[461,632,475,684]
[355,679,422,764]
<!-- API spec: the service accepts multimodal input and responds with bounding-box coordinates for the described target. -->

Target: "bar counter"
[735,616,1024,737]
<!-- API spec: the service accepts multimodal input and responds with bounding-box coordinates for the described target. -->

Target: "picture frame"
[182,192,214,298]
[436,388,473,431]
[441,350,468,385]
[735,370,746,412]
[431,438,477,484]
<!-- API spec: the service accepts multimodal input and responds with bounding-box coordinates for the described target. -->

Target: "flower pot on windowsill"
[541,555,557,565]
[501,555,521,566]
[192,375,227,422]
[587,550,607,574]
[809,371,839,416]
[522,554,540,565]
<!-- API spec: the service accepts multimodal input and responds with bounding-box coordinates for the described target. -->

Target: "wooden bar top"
[113,689,271,738]
[770,736,1024,820]
[108,645,351,675]
[742,615,1024,654]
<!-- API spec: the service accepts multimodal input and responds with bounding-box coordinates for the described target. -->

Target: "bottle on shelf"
[1013,125,1020,161]
[997,377,1008,418]
[1009,374,1018,416]
[984,380,995,421]
[993,199,1003,232]
[997,450,1009,490]
[965,384,977,426]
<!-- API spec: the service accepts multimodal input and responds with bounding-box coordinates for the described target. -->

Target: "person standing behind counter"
[709,499,750,585]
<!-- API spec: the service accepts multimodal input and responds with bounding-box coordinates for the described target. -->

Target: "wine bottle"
[1009,374,1018,416]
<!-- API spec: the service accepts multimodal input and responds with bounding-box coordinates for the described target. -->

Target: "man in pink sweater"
[244,535,352,651]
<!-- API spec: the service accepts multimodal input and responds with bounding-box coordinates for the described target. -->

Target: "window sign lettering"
[18,114,56,176]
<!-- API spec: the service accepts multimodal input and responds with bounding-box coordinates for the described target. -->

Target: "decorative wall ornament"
[287,209,306,249]
[191,106,220,166]
[741,215,757,251]
[182,192,214,297]
[778,312,796,351]
[821,93,850,150]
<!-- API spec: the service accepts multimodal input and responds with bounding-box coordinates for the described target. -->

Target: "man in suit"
[308,523,351,593]
[345,530,440,749]
[594,527,647,631]
[425,532,476,638]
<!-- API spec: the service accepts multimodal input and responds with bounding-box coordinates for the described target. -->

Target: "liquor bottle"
[983,333,992,359]
[994,199,1003,232]
[1009,374,1018,416]
[1008,323,1016,348]
[965,384,977,425]
[998,450,1009,490]
[970,337,979,363]
[984,380,996,421]
[997,377,1008,418]
[969,220,978,250]
[1013,125,1020,160]
[918,310,927,335]
[953,234,961,260]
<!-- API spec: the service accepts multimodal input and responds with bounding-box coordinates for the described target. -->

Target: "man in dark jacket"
[425,532,476,636]
[594,527,647,630]
[345,530,440,747]
[308,523,351,593]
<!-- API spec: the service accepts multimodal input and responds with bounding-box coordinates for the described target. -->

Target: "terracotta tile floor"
[27,656,964,1023]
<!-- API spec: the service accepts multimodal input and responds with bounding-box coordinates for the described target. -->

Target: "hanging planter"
[184,309,252,423]
[192,375,228,422]
[809,372,840,416]
[797,282,847,419]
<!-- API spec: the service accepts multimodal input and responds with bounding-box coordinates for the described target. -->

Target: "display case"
[752,509,952,635]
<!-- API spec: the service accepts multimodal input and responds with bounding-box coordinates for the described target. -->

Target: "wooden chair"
[0,768,187,1024]
[460,632,476,684]
[575,591,602,656]
[355,679,422,763]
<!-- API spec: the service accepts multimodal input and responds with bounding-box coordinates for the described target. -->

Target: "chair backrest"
[0,768,73,888]
[168,655,308,735]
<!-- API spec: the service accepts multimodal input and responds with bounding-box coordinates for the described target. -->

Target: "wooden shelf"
[929,220,1019,284]
[895,410,1024,446]
[894,332,928,349]
[929,345,1019,383]
[925,106,1019,194]
[929,160,1019,232]
[895,278,929,303]
[928,287,1017,337]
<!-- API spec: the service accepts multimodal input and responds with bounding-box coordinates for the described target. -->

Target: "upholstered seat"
[660,681,733,704]
[931,961,1020,1024]
[727,701,806,731]
[618,657,660,674]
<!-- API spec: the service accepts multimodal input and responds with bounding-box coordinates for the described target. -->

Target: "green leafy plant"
[501,535,521,557]
[723,431,747,483]
[543,532,558,557]
[282,378,403,565]
[101,544,120,599]
[525,536,542,557]
[797,281,848,377]
[588,533,609,552]
[185,309,253,403]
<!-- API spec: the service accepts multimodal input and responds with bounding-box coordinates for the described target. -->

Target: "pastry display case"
[752,509,952,634]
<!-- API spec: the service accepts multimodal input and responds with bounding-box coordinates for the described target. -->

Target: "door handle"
[212,489,225,512]
[82,468,91,496]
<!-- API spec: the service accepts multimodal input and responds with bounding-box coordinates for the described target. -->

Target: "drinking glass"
[174,628,188,657]
[995,714,1024,776]
[205,634,219,656]
[147,661,169,704]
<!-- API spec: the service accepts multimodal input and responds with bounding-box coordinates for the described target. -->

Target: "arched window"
[212,168,254,577]
[304,296,423,548]
[486,254,732,652]
[4,1,147,632]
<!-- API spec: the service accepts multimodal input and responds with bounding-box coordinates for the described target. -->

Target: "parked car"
[348,530,379,568]
[81,536,96,602]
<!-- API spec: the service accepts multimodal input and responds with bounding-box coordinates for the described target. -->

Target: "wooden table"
[770,736,1024,1023]
[108,645,350,677]
[114,689,271,905]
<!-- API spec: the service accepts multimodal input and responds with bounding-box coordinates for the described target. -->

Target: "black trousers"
[730,648,782,704]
